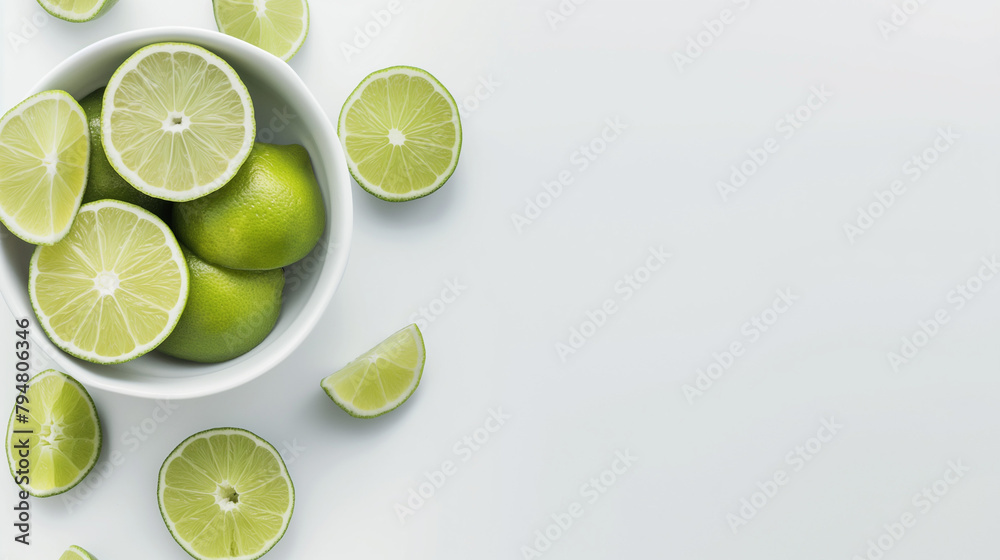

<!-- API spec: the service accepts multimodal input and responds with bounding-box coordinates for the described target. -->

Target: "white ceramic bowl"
[0,27,352,399]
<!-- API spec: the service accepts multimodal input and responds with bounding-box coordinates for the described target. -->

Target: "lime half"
[60,545,98,560]
[0,90,89,245]
[338,66,462,201]
[5,370,101,498]
[29,200,189,364]
[214,0,310,61]
[103,42,255,202]
[322,324,425,417]
[158,428,294,560]
[37,0,119,22]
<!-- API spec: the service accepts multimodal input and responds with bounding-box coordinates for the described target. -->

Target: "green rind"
[0,90,90,246]
[321,324,425,418]
[101,42,256,202]
[5,370,102,498]
[212,0,310,62]
[62,545,98,560]
[157,427,294,560]
[337,66,462,202]
[28,200,190,364]
[36,0,119,22]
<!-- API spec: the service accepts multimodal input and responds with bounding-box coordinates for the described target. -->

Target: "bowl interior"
[0,27,351,399]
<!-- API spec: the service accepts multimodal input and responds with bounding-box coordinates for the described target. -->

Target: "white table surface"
[2,0,1000,558]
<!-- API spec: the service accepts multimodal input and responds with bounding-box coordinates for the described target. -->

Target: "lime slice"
[5,370,101,498]
[158,428,294,560]
[60,545,98,560]
[29,200,189,364]
[37,0,119,22]
[338,66,462,201]
[0,90,89,245]
[103,42,255,202]
[214,0,310,62]
[321,324,425,417]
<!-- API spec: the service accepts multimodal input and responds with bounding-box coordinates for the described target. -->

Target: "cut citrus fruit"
[103,42,255,202]
[60,545,98,560]
[29,200,189,364]
[214,0,310,62]
[338,66,462,201]
[0,90,89,245]
[5,370,101,498]
[322,324,424,417]
[37,0,119,22]
[158,427,294,560]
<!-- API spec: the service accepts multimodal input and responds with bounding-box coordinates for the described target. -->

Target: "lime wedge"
[37,0,118,22]
[322,324,425,417]
[29,200,189,364]
[103,42,255,202]
[0,90,89,245]
[5,370,101,498]
[60,545,98,560]
[214,0,310,62]
[338,66,462,201]
[158,427,294,560]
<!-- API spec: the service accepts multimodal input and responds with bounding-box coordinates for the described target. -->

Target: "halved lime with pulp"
[37,0,119,22]
[214,0,310,61]
[60,545,98,560]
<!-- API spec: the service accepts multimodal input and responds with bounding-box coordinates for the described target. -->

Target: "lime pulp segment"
[6,370,101,498]
[60,545,97,560]
[158,427,294,560]
[322,324,425,417]
[0,90,89,245]
[29,200,189,364]
[214,0,310,61]
[102,42,255,202]
[338,66,462,201]
[37,0,119,22]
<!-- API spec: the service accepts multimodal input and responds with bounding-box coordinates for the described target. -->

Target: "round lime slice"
[0,90,89,245]
[103,42,255,202]
[338,66,462,201]
[5,370,101,498]
[60,545,98,560]
[158,427,294,560]
[29,200,189,364]
[214,0,310,62]
[37,0,119,22]
[322,324,425,417]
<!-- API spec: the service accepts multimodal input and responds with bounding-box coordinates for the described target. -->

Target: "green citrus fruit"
[37,0,119,22]
[213,0,310,62]
[78,88,171,220]
[0,90,89,245]
[60,545,98,559]
[321,324,424,418]
[158,427,294,560]
[173,142,325,270]
[5,370,101,497]
[157,246,284,363]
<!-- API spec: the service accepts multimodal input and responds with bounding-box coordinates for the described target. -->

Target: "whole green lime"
[157,246,284,363]
[172,142,325,270]
[78,88,171,220]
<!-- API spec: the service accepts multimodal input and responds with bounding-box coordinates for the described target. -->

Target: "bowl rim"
[4,26,352,399]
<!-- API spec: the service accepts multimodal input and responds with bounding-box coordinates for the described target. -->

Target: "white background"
[2,0,1000,558]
